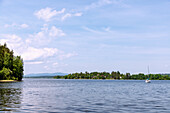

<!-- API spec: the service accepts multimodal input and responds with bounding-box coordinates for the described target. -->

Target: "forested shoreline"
[54,71,170,80]
[0,44,24,81]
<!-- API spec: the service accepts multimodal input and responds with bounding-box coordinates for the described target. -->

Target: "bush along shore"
[54,71,170,80]
[0,43,24,81]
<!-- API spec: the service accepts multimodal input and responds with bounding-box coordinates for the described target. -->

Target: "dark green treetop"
[0,43,24,81]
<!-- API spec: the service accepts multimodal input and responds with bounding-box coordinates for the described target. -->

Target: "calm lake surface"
[0,79,170,113]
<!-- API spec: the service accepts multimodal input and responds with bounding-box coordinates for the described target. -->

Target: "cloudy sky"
[0,0,170,74]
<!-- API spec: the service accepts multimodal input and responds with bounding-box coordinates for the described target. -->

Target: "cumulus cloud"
[26,25,65,46]
[0,25,76,62]
[34,7,65,22]
[49,26,65,37]
[0,35,64,61]
[0,34,24,56]
[0,34,21,44]
[34,7,82,21]
[22,47,59,60]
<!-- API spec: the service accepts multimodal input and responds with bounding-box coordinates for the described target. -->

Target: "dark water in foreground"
[0,79,170,113]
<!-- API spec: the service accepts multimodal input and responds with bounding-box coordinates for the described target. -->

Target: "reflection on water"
[0,83,22,112]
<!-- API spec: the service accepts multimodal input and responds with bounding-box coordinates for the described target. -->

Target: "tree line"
[0,44,24,81]
[54,71,170,80]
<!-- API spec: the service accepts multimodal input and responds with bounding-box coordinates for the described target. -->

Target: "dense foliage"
[0,44,24,81]
[54,71,170,80]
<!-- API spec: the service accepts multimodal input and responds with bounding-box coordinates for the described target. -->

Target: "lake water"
[0,79,170,113]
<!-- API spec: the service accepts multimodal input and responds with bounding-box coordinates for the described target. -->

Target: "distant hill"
[24,72,68,78]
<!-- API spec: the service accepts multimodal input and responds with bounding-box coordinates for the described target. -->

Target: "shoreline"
[0,80,18,83]
[53,78,170,80]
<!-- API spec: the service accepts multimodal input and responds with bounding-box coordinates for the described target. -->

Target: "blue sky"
[0,0,170,74]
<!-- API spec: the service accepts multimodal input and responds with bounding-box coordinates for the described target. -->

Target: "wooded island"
[0,44,23,81]
[54,71,170,80]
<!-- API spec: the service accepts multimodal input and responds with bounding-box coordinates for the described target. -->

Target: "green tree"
[0,44,24,81]
[0,67,12,80]
[13,56,24,81]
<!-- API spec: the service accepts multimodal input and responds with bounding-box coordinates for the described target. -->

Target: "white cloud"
[0,25,76,65]
[103,27,111,32]
[74,13,82,16]
[59,52,78,60]
[4,24,11,28]
[0,34,23,56]
[34,7,82,21]
[4,23,29,29]
[53,62,58,66]
[26,25,65,46]
[34,7,65,22]
[85,0,128,10]
[85,0,112,10]
[61,12,82,21]
[61,13,72,21]
[4,23,16,28]
[0,34,61,61]
[49,26,65,37]
[21,47,59,61]
[25,61,43,64]
[20,24,29,28]
[44,66,49,70]
[82,26,104,34]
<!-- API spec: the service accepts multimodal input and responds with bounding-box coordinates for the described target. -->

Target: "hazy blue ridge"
[24,72,68,78]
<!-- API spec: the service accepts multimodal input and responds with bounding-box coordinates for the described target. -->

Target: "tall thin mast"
[148,65,150,75]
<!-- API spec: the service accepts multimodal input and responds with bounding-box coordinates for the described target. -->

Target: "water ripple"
[0,79,170,113]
